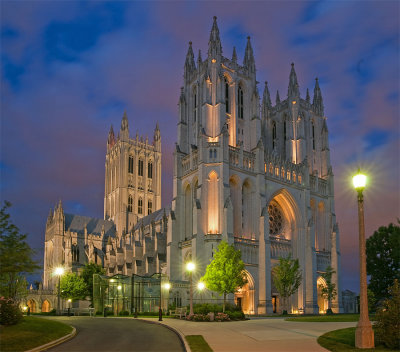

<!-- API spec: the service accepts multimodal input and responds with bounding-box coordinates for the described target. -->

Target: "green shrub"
[0,298,23,325]
[226,310,245,320]
[215,312,230,322]
[374,280,400,349]
[186,313,211,322]
[118,310,129,316]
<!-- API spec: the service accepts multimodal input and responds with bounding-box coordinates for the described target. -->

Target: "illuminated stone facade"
[167,17,342,314]
[43,17,342,314]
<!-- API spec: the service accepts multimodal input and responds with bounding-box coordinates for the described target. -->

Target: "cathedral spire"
[287,63,300,98]
[243,36,255,73]
[120,110,129,140]
[312,78,324,116]
[263,81,272,108]
[197,49,202,66]
[232,46,237,65]
[306,88,310,104]
[208,16,222,60]
[276,90,281,104]
[184,41,196,78]
[107,124,115,149]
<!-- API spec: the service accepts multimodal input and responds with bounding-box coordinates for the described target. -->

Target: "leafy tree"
[80,262,105,304]
[201,241,247,312]
[272,255,302,315]
[374,279,400,349]
[367,288,376,313]
[318,265,337,314]
[0,201,40,301]
[366,223,400,301]
[59,273,87,301]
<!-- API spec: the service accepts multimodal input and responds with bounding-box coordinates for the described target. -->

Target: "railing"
[270,235,292,259]
[234,237,259,265]
[310,175,328,196]
[182,150,198,176]
[228,146,255,171]
[264,151,303,186]
[316,250,331,272]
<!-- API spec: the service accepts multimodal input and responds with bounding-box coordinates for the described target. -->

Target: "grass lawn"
[318,327,397,352]
[0,316,73,352]
[286,314,375,322]
[185,335,213,352]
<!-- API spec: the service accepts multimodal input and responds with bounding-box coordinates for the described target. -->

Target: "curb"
[137,318,190,352]
[25,326,76,352]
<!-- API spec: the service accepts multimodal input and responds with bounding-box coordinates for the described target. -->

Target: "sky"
[1,1,399,293]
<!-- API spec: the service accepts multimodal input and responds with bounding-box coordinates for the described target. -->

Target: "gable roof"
[64,213,115,237]
[133,206,170,231]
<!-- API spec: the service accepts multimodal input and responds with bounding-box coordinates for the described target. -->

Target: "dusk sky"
[1,1,399,293]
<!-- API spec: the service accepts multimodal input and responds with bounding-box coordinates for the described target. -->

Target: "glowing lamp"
[54,267,64,276]
[23,306,28,311]
[117,285,122,290]
[186,262,195,272]
[67,299,72,303]
[163,283,171,290]
[110,279,115,283]
[353,171,367,191]
[197,282,205,290]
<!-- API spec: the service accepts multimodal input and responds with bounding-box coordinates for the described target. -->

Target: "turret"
[107,125,115,150]
[184,41,196,82]
[208,16,222,61]
[154,122,161,151]
[306,88,310,104]
[120,110,129,141]
[263,81,272,109]
[197,49,202,67]
[276,90,281,104]
[243,36,256,75]
[232,46,238,65]
[312,78,324,116]
[287,63,300,99]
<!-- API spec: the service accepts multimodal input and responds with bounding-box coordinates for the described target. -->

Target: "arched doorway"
[234,270,255,314]
[42,299,51,312]
[27,299,37,313]
[317,277,328,314]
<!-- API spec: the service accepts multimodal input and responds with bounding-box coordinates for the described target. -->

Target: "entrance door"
[237,297,242,310]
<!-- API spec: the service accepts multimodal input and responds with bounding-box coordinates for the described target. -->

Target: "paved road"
[45,317,185,352]
[143,317,357,352]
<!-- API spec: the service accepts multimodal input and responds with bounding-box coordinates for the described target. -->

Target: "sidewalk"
[143,317,357,352]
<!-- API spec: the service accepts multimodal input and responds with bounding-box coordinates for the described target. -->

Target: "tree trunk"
[223,292,226,312]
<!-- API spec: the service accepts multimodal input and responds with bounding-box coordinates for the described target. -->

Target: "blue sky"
[1,1,399,292]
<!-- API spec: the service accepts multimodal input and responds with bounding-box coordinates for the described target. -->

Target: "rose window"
[268,204,284,235]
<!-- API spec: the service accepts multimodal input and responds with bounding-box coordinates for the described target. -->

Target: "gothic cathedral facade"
[43,17,342,314]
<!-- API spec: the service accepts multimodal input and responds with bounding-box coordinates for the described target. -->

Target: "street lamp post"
[159,281,171,321]
[54,267,64,316]
[186,262,195,316]
[353,170,374,349]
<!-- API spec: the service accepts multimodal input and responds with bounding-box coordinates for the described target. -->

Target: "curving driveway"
[45,317,185,352]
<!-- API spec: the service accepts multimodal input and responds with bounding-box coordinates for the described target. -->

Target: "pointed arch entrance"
[317,276,328,313]
[234,270,255,314]
[27,299,37,313]
[41,299,51,312]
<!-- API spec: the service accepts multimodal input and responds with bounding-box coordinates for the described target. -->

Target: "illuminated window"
[238,86,244,119]
[268,203,284,236]
[128,156,134,174]
[138,159,144,176]
[148,162,153,179]
[275,167,279,176]
[138,198,143,214]
[269,163,273,174]
[281,167,285,178]
[225,78,230,113]
[128,195,133,212]
[293,172,296,183]
[298,174,302,184]
[287,171,291,180]
[148,200,152,215]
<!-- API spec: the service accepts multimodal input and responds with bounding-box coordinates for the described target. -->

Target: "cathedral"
[42,17,342,315]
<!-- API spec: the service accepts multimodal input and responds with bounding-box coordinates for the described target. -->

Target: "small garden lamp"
[54,266,64,315]
[186,262,195,316]
[352,169,374,348]
[197,282,205,291]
